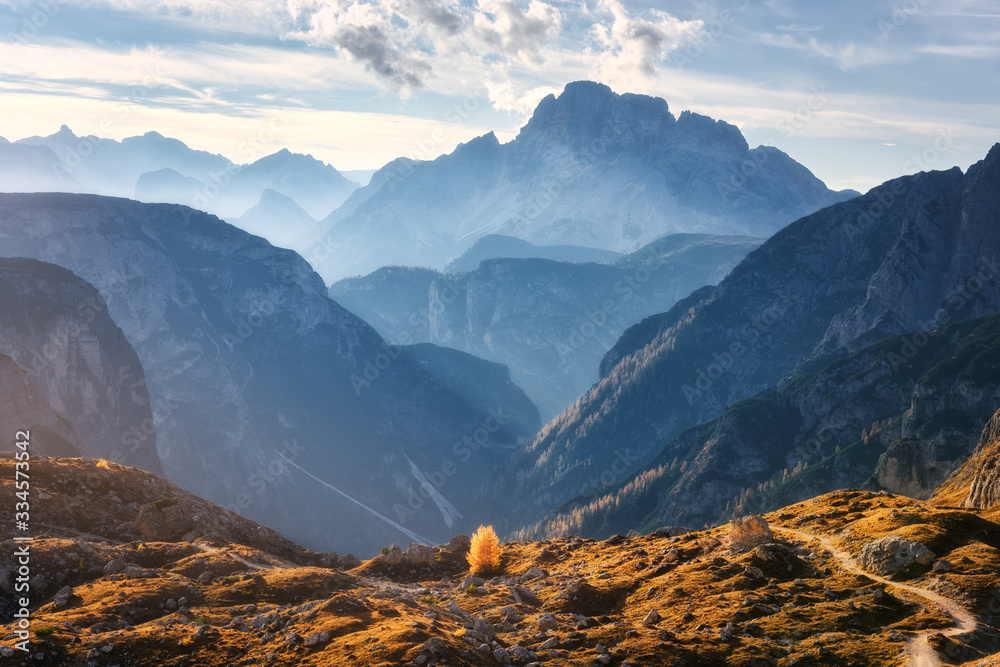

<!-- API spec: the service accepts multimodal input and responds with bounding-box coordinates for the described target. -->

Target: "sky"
[0,0,997,192]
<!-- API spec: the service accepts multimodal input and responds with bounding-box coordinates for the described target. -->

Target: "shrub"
[381,546,389,556]
[465,584,478,596]
[223,575,240,584]
[468,525,502,574]
[34,626,56,638]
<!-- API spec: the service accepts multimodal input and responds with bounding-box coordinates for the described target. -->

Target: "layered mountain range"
[304,81,856,281]
[331,233,762,419]
[0,194,539,555]
[2,126,359,235]
[498,143,1000,538]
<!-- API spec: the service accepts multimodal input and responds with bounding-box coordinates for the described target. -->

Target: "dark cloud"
[334,23,432,88]
[629,23,669,75]
[407,0,466,36]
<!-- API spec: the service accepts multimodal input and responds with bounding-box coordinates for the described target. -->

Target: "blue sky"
[0,0,997,191]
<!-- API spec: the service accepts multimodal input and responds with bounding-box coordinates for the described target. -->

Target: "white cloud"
[760,33,915,70]
[917,44,1000,59]
[473,0,563,65]
[0,87,506,169]
[482,76,559,114]
[590,0,705,77]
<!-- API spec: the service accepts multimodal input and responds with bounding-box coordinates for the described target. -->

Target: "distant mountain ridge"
[330,233,763,418]
[444,234,623,273]
[303,81,856,282]
[5,126,359,245]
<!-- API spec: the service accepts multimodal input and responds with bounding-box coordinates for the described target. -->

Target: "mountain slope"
[497,143,999,531]
[524,312,1000,539]
[0,258,161,473]
[304,81,855,281]
[331,234,763,419]
[7,457,1000,666]
[0,193,538,555]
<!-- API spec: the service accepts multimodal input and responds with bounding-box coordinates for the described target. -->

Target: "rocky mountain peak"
[517,80,674,150]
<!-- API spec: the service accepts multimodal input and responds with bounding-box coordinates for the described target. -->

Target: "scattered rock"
[932,559,952,572]
[642,609,660,627]
[493,647,512,665]
[103,559,127,575]
[54,585,73,607]
[303,631,330,646]
[511,584,540,606]
[537,613,559,631]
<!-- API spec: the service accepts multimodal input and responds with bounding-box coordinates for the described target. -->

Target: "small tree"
[468,525,502,574]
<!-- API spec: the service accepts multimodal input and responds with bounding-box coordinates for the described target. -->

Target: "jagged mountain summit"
[303,81,856,282]
[330,234,763,419]
[0,258,161,473]
[496,143,1000,537]
[0,193,540,555]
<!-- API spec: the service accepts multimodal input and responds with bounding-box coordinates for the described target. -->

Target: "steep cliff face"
[933,409,1000,509]
[499,144,1000,534]
[331,234,761,419]
[0,258,160,473]
[0,194,538,555]
[306,81,853,281]
[0,353,79,457]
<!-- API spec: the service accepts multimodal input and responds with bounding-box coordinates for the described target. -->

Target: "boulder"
[447,534,471,554]
[339,553,361,569]
[383,544,404,566]
[728,514,775,551]
[405,543,436,568]
[859,537,935,577]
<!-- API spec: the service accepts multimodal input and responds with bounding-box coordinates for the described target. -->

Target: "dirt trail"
[194,543,279,571]
[773,526,977,667]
